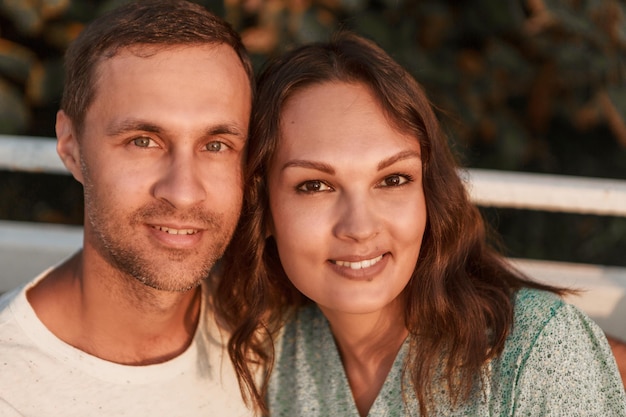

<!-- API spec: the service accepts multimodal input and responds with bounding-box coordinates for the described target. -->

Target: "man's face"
[70,44,251,291]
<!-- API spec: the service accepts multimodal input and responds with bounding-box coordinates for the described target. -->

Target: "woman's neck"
[320,299,409,417]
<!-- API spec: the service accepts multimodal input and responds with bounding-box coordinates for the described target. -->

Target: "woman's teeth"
[334,254,383,270]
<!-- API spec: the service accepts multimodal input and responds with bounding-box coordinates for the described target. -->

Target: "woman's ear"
[55,110,84,184]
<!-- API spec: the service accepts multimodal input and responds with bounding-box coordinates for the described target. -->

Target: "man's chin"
[126,265,210,292]
[134,275,205,293]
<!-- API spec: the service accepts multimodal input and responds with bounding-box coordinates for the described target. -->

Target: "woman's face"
[267,81,427,317]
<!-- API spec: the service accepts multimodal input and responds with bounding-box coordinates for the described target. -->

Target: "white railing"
[1,134,625,339]
[463,169,626,217]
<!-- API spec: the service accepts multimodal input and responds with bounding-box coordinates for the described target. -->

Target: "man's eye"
[380,174,411,187]
[132,137,155,148]
[206,141,226,152]
[297,180,332,193]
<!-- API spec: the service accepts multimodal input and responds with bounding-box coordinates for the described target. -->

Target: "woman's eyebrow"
[281,160,335,175]
[377,150,421,171]
[281,150,421,174]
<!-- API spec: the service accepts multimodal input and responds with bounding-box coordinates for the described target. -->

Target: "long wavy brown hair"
[215,31,564,416]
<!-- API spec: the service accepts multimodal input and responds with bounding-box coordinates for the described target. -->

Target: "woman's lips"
[330,254,384,270]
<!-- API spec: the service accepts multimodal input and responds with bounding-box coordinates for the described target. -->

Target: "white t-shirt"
[0,270,254,417]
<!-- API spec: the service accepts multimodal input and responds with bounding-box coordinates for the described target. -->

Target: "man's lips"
[147,224,205,250]
[330,254,385,270]
[151,225,200,235]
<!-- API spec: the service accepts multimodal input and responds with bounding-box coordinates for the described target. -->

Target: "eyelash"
[131,136,157,148]
[129,137,230,153]
[295,173,414,194]
[378,173,414,188]
[205,141,228,152]
[296,180,332,194]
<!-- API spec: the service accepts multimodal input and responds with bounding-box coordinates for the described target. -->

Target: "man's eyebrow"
[105,119,246,140]
[106,120,162,136]
[377,150,421,171]
[206,124,246,140]
[281,160,335,175]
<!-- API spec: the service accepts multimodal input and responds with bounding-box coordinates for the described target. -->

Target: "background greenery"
[0,0,624,266]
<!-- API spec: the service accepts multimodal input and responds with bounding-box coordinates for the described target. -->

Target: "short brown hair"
[60,0,253,134]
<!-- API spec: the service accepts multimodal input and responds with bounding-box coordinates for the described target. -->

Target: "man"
[0,1,254,415]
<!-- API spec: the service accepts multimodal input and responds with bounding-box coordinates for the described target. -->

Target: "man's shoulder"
[0,284,26,326]
[0,273,55,363]
[0,269,49,324]
[0,289,15,307]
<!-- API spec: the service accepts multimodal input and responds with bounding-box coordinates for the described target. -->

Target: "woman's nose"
[333,192,380,242]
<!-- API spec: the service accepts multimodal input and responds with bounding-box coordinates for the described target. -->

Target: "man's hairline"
[72,41,250,137]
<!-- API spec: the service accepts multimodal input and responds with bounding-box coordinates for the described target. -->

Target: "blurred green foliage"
[0,0,223,134]
[0,0,624,265]
[1,0,625,169]
[228,0,626,177]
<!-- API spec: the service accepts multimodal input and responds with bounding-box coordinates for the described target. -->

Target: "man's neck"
[27,250,202,365]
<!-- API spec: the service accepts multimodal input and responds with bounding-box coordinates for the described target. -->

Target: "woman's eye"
[297,180,332,193]
[206,141,226,152]
[380,174,411,187]
[132,137,156,148]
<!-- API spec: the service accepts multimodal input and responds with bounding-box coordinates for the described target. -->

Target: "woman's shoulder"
[493,289,626,414]
[289,304,327,333]
[507,287,594,346]
[294,303,326,321]
[511,287,566,329]
[276,304,329,353]
[496,286,603,373]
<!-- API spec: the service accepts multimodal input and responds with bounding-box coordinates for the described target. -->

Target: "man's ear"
[55,110,84,184]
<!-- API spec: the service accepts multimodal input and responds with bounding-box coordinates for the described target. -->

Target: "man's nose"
[152,151,207,209]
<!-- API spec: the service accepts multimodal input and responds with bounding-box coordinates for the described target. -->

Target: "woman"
[216,32,626,416]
